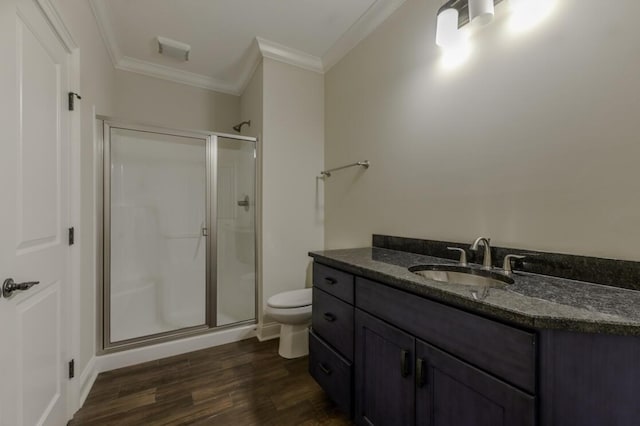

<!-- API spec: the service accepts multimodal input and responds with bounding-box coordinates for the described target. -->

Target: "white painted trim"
[88,0,121,66]
[256,322,281,342]
[33,0,84,420]
[256,37,323,74]
[77,357,98,408]
[95,325,257,373]
[116,56,239,95]
[66,48,83,418]
[322,0,407,71]
[35,0,77,51]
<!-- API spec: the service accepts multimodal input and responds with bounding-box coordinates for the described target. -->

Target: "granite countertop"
[309,247,640,336]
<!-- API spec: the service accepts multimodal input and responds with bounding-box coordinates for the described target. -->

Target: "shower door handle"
[237,195,250,212]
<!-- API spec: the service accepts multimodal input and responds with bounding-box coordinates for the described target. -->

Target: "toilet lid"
[267,288,312,308]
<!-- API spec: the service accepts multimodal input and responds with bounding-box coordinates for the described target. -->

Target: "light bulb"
[436,8,460,49]
[469,0,495,26]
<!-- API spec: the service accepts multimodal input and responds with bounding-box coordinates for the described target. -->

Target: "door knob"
[3,278,40,298]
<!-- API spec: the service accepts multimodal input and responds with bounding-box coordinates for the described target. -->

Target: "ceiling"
[90,0,407,95]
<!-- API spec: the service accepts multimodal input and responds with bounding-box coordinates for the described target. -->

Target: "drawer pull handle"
[324,277,337,285]
[416,358,427,388]
[400,349,410,378]
[319,363,332,375]
[323,313,336,322]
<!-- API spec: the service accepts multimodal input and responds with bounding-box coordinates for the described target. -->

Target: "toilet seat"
[267,288,312,309]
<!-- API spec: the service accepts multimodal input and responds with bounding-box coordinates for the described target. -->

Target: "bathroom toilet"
[265,288,312,359]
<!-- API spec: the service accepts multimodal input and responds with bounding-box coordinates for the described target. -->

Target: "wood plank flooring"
[71,338,352,425]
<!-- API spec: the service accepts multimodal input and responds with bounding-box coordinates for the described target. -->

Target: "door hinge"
[68,227,75,246]
[68,359,75,379]
[68,92,82,111]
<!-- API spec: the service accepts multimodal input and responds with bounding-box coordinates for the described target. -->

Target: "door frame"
[97,117,259,354]
[31,0,83,418]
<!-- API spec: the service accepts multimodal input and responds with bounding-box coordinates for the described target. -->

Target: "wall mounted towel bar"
[320,161,370,178]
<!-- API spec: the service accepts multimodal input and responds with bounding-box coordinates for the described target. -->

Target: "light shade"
[469,0,495,25]
[436,8,460,48]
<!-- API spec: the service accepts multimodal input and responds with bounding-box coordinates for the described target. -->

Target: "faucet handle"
[503,254,526,275]
[447,247,468,266]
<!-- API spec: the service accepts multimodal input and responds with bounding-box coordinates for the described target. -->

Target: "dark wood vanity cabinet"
[309,262,536,425]
[309,264,356,418]
[415,340,534,426]
[354,309,534,426]
[309,261,640,426]
[355,310,415,426]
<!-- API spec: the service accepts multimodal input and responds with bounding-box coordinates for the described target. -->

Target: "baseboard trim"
[256,322,281,342]
[78,357,99,408]
[95,324,257,373]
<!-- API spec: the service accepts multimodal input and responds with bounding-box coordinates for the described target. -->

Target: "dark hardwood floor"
[71,338,352,425]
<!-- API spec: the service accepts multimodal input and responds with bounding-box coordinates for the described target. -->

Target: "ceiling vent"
[157,36,190,61]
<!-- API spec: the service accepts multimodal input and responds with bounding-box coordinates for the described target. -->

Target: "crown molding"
[256,37,324,74]
[88,0,121,66]
[88,0,406,96]
[116,56,240,95]
[322,0,407,72]
[36,0,78,52]
[236,39,263,95]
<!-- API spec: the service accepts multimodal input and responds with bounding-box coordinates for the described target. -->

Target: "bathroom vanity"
[308,236,640,426]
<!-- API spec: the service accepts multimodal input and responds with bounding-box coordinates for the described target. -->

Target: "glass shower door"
[107,127,208,343]
[216,137,256,326]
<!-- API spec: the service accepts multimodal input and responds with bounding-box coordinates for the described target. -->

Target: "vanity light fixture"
[468,0,495,25]
[436,7,461,49]
[435,0,471,68]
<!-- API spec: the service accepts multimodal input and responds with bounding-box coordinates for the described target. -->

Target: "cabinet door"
[415,340,535,426]
[355,310,415,426]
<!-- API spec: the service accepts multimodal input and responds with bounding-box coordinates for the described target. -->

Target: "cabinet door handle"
[324,277,337,285]
[323,312,336,322]
[319,363,332,375]
[400,349,410,378]
[416,358,427,388]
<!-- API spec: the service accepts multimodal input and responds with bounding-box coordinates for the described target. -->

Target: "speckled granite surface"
[373,234,640,291]
[309,247,640,336]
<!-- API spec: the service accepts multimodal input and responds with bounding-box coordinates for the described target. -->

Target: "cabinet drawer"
[313,263,354,304]
[309,330,353,417]
[356,278,536,393]
[312,288,354,360]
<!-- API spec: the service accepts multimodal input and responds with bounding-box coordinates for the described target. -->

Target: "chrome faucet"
[503,254,526,275]
[470,237,492,270]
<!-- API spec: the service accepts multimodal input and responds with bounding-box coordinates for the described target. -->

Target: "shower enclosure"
[99,119,257,351]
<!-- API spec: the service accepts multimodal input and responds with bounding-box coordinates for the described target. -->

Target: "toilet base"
[278,323,309,359]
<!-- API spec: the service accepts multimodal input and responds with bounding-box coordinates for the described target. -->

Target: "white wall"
[325,0,640,261]
[52,0,116,377]
[113,70,240,133]
[240,62,263,140]
[261,58,324,324]
[239,62,264,324]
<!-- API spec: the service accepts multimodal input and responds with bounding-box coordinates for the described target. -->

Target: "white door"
[0,0,71,425]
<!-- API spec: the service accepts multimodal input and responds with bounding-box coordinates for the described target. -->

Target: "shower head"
[233,120,251,133]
